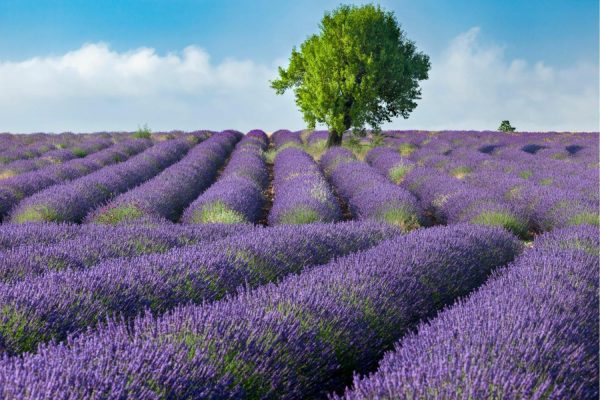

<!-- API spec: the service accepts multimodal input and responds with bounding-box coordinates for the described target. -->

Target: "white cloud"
[0,43,303,133]
[0,30,597,133]
[402,27,599,131]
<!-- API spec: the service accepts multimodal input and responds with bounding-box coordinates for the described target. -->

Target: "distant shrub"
[498,120,516,132]
[370,132,385,147]
[132,124,152,139]
[346,135,361,148]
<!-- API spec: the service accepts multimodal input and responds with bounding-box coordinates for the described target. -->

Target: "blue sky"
[0,0,598,132]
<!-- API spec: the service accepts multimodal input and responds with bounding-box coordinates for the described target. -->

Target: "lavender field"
[0,129,598,399]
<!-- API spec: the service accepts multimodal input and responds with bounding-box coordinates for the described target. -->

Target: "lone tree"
[271,4,430,147]
[498,120,516,132]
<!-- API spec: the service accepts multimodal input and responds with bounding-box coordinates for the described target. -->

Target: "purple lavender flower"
[322,147,421,230]
[0,222,82,250]
[271,129,302,148]
[365,146,415,183]
[0,223,250,284]
[0,138,113,178]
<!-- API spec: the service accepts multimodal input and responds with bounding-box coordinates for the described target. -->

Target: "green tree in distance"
[498,120,516,132]
[271,4,431,147]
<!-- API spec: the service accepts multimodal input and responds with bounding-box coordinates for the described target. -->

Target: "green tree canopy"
[498,120,516,132]
[271,4,430,146]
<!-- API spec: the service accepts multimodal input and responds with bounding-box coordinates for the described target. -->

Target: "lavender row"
[466,169,598,231]
[403,131,598,222]
[365,146,415,183]
[0,150,78,179]
[338,225,598,399]
[182,130,268,224]
[0,223,82,250]
[269,147,341,224]
[271,129,302,148]
[0,220,219,250]
[87,131,240,224]
[0,138,69,164]
[305,130,329,146]
[0,224,520,398]
[0,133,134,165]
[0,132,115,154]
[369,147,531,236]
[0,138,152,218]
[406,163,594,234]
[0,221,397,355]
[408,136,598,231]
[321,147,421,231]
[0,137,114,178]
[0,223,251,284]
[383,130,597,161]
[9,137,193,223]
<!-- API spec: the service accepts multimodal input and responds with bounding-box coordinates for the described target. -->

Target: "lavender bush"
[0,223,250,284]
[0,223,82,250]
[271,129,302,148]
[365,146,415,183]
[402,166,530,236]
[0,137,113,178]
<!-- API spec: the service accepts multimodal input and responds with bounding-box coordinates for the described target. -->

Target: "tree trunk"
[326,130,343,147]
